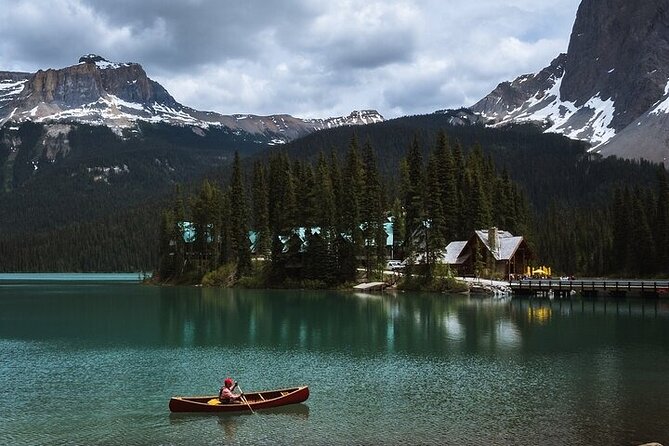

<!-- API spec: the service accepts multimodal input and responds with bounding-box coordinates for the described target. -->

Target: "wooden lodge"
[438,228,533,279]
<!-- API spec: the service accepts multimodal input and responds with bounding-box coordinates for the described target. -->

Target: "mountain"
[471,0,669,165]
[0,54,383,144]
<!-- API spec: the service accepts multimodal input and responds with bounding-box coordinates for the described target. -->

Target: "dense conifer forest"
[158,132,531,287]
[0,122,265,271]
[159,121,669,285]
[0,116,667,279]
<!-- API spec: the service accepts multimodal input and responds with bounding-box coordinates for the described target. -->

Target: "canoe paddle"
[237,384,254,414]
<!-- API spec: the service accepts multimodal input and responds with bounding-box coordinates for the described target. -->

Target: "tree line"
[534,167,669,277]
[157,131,532,286]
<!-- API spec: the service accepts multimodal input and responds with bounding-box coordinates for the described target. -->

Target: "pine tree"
[315,152,336,230]
[403,136,425,258]
[229,152,251,275]
[268,152,298,234]
[360,140,386,277]
[655,167,669,273]
[434,131,458,242]
[313,153,337,281]
[451,141,467,238]
[466,169,492,231]
[631,188,655,276]
[339,136,364,278]
[251,161,270,259]
[299,162,318,228]
[191,179,223,271]
[329,150,345,233]
[157,209,176,279]
[425,152,446,271]
[611,187,632,274]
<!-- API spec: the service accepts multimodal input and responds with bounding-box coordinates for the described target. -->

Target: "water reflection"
[1,284,668,357]
[167,404,309,442]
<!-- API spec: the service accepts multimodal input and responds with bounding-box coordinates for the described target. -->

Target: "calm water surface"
[1,277,668,445]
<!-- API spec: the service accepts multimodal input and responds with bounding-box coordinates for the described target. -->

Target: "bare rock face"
[18,55,178,110]
[0,54,383,143]
[470,0,669,164]
[471,54,566,118]
[561,0,669,130]
[22,62,104,107]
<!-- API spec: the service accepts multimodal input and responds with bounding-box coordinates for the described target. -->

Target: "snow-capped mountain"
[0,54,383,144]
[471,0,669,165]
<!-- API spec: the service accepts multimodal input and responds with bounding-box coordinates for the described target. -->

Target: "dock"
[353,282,386,291]
[510,279,669,298]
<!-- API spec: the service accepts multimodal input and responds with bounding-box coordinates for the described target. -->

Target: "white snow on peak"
[487,72,617,148]
[104,95,145,111]
[0,79,27,93]
[649,79,669,115]
[95,60,131,70]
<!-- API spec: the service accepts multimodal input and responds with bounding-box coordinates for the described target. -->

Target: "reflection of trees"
[0,284,163,344]
[158,288,523,356]
[158,288,669,358]
[508,298,669,354]
[507,297,669,443]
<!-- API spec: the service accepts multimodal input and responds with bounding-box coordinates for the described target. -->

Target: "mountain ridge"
[0,54,384,144]
[470,0,669,165]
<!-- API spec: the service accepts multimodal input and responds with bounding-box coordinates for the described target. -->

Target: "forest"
[1,116,667,279]
[158,125,669,287]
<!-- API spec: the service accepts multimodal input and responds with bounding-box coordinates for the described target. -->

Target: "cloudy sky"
[0,0,581,119]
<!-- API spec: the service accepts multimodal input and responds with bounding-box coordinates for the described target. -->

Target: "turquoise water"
[1,280,668,445]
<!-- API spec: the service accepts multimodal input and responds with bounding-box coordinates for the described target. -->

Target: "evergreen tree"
[157,208,176,279]
[229,152,251,275]
[466,169,492,231]
[451,141,467,238]
[424,152,446,271]
[298,162,318,228]
[611,187,632,274]
[338,136,364,280]
[191,179,223,271]
[251,160,270,259]
[313,153,338,281]
[435,131,458,242]
[268,152,298,234]
[329,150,345,233]
[403,136,425,258]
[360,140,386,277]
[390,198,404,260]
[655,167,669,272]
[631,188,655,276]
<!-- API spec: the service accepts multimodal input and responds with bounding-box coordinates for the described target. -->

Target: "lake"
[1,277,668,445]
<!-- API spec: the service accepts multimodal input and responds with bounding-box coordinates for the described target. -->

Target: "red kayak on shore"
[169,386,309,413]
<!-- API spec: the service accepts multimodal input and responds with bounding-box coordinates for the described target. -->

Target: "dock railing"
[510,279,669,297]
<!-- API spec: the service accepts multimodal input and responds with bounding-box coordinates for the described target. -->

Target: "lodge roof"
[444,241,469,264]
[474,229,525,261]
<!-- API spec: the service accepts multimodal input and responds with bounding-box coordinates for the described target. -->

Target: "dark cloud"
[0,0,582,118]
[81,0,316,68]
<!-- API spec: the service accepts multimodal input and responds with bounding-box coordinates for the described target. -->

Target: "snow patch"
[649,79,669,115]
[488,73,617,147]
[0,79,27,92]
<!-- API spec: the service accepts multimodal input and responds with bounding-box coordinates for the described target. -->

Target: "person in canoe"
[218,377,242,403]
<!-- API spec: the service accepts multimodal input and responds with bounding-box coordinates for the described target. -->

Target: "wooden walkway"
[353,282,386,291]
[510,279,669,298]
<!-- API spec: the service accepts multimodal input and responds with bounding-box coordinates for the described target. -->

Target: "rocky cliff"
[0,55,383,144]
[471,0,669,164]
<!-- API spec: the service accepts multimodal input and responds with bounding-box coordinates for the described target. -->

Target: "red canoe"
[169,386,309,413]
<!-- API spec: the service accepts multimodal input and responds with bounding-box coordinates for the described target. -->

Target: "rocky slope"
[0,54,383,144]
[471,0,669,164]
